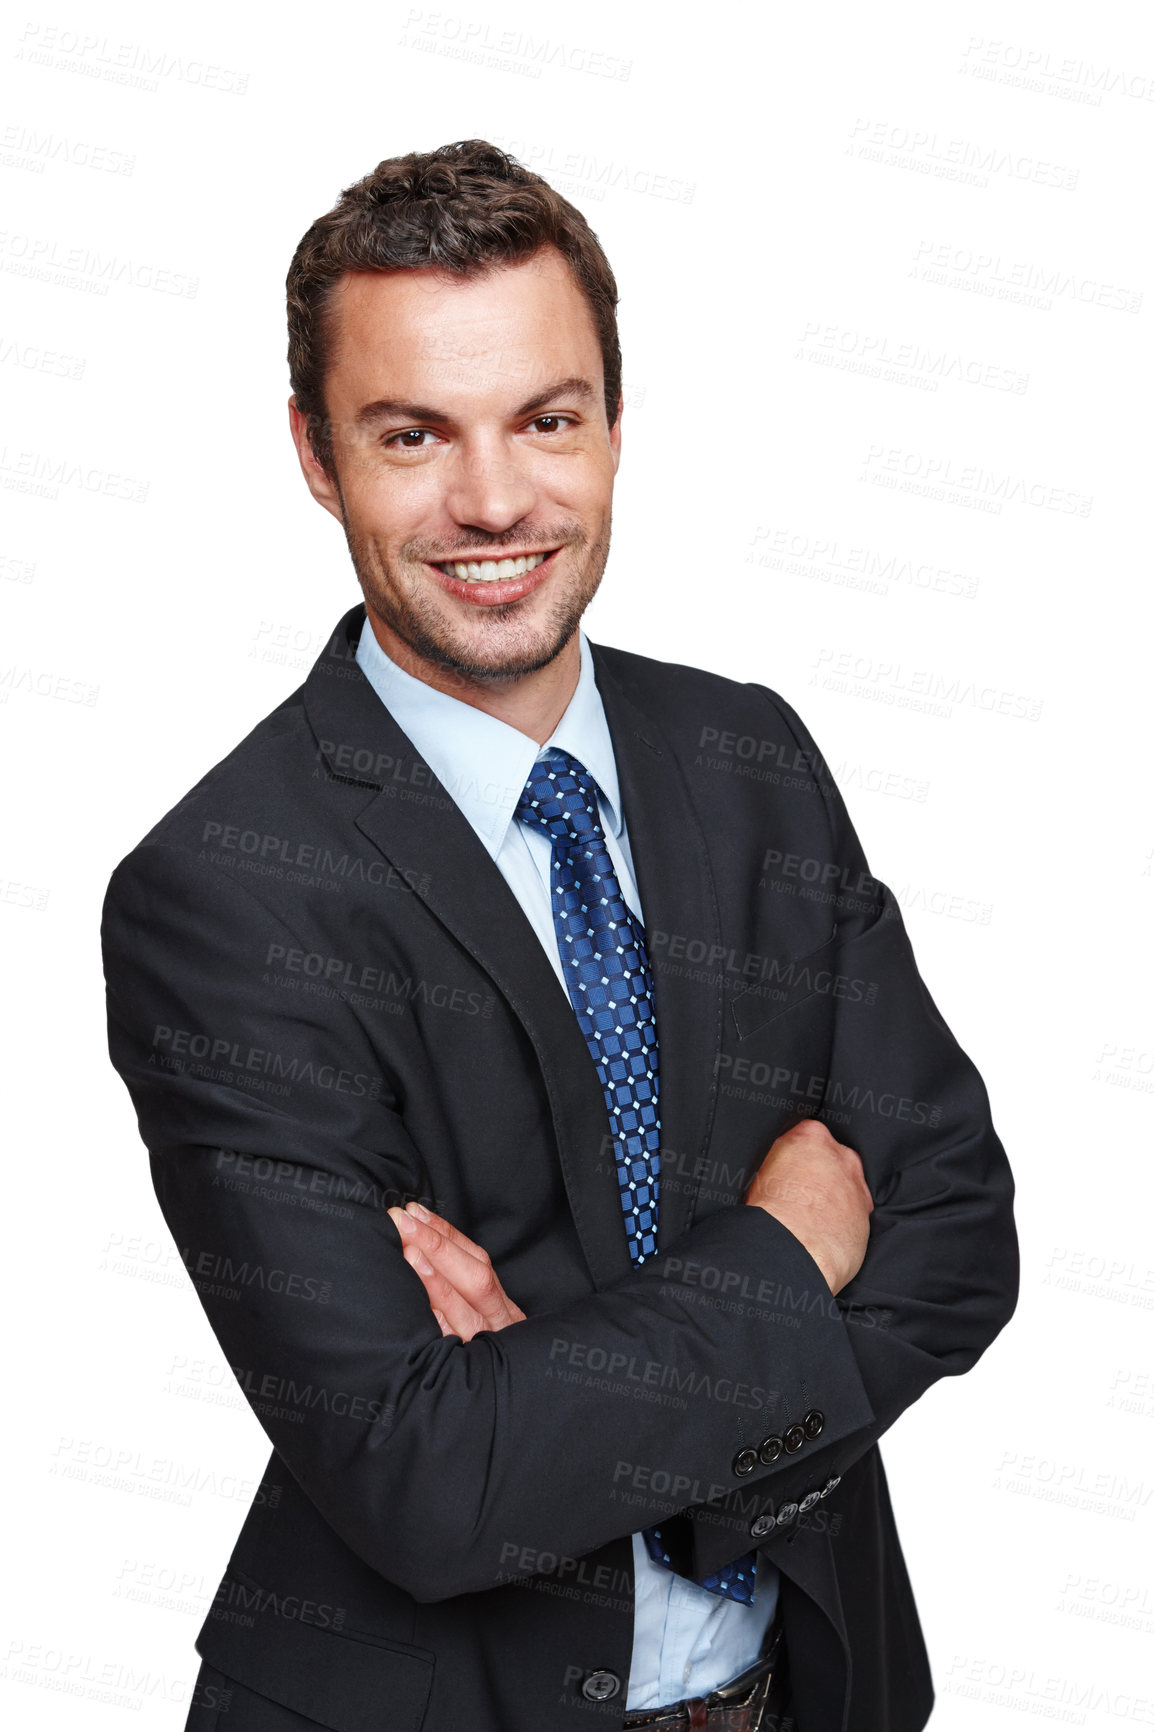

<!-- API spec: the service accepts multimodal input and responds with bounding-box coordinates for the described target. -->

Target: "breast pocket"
[728,928,839,1040]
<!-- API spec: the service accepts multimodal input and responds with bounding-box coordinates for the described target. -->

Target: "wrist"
[746,1199,839,1293]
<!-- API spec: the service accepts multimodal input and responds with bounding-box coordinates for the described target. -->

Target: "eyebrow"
[353,375,598,431]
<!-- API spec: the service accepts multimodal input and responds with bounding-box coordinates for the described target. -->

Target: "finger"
[399,1219,515,1330]
[421,1232,525,1330]
[405,1201,489,1263]
[402,1243,487,1340]
[388,1207,525,1329]
[424,1233,525,1329]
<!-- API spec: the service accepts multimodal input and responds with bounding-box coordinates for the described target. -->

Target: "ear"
[288,397,345,523]
[608,394,623,473]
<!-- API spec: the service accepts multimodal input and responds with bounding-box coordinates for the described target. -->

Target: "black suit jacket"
[101,603,1017,1732]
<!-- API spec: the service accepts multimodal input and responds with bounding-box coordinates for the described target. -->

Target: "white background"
[2,1,1152,1726]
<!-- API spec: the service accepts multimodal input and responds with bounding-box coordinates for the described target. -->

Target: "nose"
[442,435,537,537]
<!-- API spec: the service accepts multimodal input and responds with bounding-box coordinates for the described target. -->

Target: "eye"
[385,428,439,449]
[527,414,575,434]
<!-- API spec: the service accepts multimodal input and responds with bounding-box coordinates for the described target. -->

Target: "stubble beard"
[340,509,613,684]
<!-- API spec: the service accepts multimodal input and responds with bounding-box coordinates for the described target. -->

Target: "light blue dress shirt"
[356,615,778,1709]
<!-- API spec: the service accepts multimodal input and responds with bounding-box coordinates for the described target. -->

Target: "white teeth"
[443,552,549,583]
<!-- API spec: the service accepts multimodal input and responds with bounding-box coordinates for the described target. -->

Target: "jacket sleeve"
[684,685,1019,1579]
[102,841,877,1603]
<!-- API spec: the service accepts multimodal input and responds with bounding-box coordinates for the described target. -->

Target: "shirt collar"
[355,616,624,861]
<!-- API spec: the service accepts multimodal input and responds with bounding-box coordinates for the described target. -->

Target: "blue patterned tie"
[514,747,757,1605]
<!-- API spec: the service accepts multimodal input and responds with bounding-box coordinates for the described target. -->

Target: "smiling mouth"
[433,550,555,584]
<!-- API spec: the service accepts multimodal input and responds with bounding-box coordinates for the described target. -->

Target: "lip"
[428,548,561,607]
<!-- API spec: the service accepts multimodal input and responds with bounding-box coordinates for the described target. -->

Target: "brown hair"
[286,139,621,478]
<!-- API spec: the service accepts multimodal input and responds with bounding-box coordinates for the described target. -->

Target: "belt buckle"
[705,1622,783,1706]
[706,1664,768,1709]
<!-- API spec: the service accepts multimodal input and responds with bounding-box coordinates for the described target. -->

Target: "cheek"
[345,464,441,537]
[539,449,615,513]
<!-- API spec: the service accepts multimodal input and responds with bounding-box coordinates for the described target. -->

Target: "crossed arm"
[390,1116,876,1342]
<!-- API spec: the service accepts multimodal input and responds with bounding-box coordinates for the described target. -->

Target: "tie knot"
[514,749,605,849]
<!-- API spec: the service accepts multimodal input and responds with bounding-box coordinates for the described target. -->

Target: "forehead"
[323,247,602,409]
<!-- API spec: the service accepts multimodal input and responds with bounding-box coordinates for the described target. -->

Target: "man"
[102,140,1017,1732]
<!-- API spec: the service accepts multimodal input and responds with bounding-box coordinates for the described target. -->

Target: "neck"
[365,610,582,746]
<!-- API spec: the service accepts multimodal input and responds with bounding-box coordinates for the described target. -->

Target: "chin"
[437,622,574,682]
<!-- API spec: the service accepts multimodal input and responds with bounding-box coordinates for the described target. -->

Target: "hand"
[387,1201,526,1341]
[743,1118,874,1295]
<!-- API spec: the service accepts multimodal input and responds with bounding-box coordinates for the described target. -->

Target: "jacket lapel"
[302,609,722,1286]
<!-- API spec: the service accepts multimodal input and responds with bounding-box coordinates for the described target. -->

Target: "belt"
[622,1625,789,1731]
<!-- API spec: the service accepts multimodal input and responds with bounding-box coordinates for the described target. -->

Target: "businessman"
[102,140,1017,1731]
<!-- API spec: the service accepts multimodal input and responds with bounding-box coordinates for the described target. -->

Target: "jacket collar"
[352,614,625,860]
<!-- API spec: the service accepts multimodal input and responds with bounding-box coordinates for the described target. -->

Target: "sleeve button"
[784,1424,805,1452]
[758,1434,783,1464]
[803,1409,825,1439]
[733,1448,759,1477]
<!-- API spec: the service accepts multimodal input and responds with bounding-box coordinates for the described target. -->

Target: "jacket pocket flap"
[729,928,838,1039]
[196,1571,433,1732]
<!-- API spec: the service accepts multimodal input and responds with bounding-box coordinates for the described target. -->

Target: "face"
[290,246,621,687]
